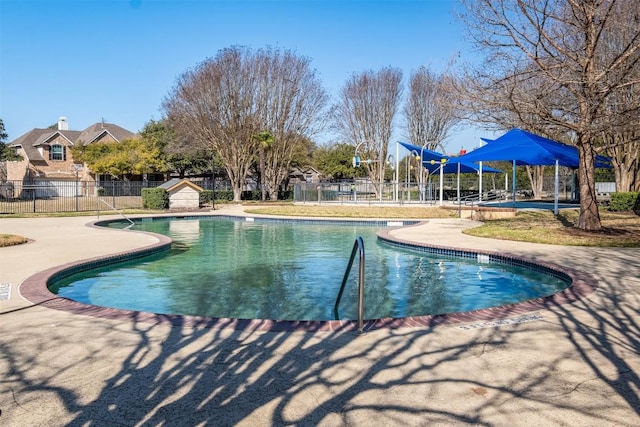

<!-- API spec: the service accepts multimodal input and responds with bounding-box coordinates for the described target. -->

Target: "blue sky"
[1,0,486,153]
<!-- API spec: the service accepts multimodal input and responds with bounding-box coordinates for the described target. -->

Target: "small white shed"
[159,179,204,209]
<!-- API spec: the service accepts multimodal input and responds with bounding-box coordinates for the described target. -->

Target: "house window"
[50,144,66,161]
[305,173,314,183]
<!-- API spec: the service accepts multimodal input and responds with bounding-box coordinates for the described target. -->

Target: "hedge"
[142,188,169,209]
[609,192,639,212]
[199,189,293,204]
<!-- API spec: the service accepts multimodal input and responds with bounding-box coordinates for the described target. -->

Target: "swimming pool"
[49,216,571,322]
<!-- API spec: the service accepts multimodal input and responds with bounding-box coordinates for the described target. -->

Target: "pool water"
[50,217,570,321]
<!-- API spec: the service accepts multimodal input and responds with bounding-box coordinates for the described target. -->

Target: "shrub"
[278,190,293,200]
[142,188,169,209]
[242,190,262,200]
[609,192,639,212]
[200,190,213,206]
[216,190,234,201]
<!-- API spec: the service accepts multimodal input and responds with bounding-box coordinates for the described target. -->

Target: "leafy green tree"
[71,137,166,180]
[140,120,210,179]
[313,143,367,180]
[1,119,22,181]
[291,136,316,169]
[0,119,21,162]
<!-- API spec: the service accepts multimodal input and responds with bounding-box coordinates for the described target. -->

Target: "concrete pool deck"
[1,206,639,426]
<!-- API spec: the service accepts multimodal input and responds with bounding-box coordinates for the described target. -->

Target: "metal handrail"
[456,190,510,217]
[96,198,135,227]
[334,236,366,335]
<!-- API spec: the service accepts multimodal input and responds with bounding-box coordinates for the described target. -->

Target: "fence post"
[112,181,116,208]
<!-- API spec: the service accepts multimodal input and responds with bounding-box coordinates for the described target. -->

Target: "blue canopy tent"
[477,129,611,168]
[458,128,612,214]
[398,141,502,205]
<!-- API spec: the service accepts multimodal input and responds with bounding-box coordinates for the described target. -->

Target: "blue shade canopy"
[398,141,503,174]
[458,128,611,168]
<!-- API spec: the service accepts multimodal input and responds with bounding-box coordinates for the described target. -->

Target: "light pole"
[211,152,215,210]
[71,164,83,212]
[378,146,383,202]
[428,158,447,206]
[353,141,389,202]
[386,154,396,203]
[407,150,418,202]
[352,142,365,203]
[418,142,439,203]
[395,141,399,202]
[438,158,447,206]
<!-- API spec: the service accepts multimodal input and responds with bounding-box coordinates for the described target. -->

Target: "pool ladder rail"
[96,199,135,228]
[334,236,366,335]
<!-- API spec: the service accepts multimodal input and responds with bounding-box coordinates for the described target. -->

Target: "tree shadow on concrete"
[544,248,640,413]
[1,248,639,425]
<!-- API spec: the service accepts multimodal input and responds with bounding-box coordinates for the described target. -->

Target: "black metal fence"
[0,179,237,214]
[294,176,500,205]
[293,172,584,205]
[0,170,593,213]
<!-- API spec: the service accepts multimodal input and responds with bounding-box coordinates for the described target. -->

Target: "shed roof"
[158,178,204,192]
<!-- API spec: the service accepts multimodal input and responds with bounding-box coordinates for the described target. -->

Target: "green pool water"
[50,217,570,321]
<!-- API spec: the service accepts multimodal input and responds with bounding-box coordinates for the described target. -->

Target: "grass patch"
[464,210,640,247]
[0,234,28,248]
[243,205,457,219]
[246,204,639,247]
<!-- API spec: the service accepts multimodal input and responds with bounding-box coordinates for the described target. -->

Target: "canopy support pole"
[554,159,559,215]
[457,162,460,204]
[439,165,444,206]
[394,142,399,202]
[512,160,517,204]
[479,161,483,202]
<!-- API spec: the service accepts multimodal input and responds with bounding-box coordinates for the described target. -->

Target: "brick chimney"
[58,117,69,131]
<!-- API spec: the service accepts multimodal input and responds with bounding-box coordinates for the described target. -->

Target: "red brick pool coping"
[19,219,599,333]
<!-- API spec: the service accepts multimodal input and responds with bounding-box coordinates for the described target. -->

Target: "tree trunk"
[606,137,640,193]
[576,141,602,231]
[260,147,267,201]
[226,168,244,202]
[525,165,545,199]
[232,186,242,202]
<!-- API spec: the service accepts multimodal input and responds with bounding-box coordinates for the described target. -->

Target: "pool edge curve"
[19,217,599,333]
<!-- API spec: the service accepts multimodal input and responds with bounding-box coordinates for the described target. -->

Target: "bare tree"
[458,0,640,230]
[254,48,328,200]
[163,47,260,201]
[600,74,640,192]
[333,67,403,198]
[163,46,327,201]
[596,1,640,193]
[404,67,459,152]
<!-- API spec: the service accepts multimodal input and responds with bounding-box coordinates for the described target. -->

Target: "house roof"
[158,178,204,192]
[9,121,138,161]
[9,128,51,161]
[76,122,137,145]
[290,165,321,176]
